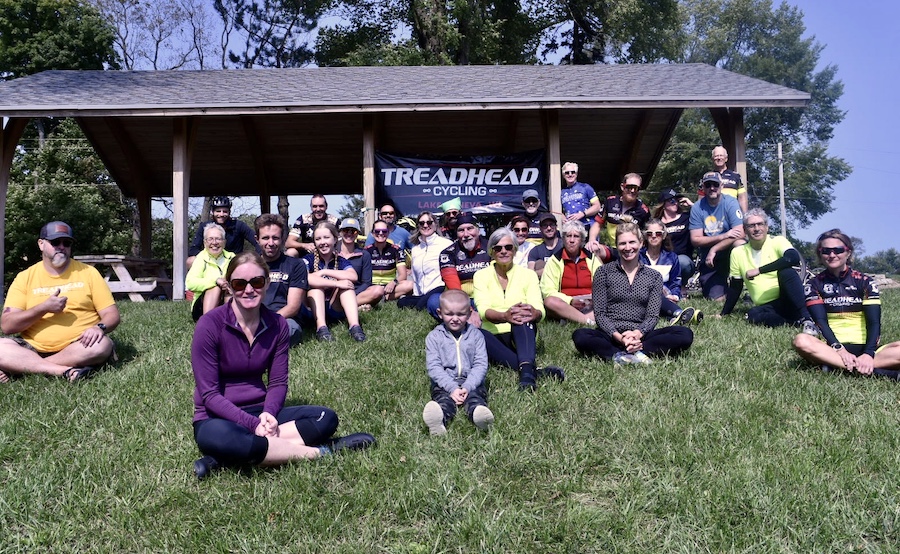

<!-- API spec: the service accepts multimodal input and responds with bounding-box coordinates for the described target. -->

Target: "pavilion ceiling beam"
[0,117,28,302]
[240,115,272,214]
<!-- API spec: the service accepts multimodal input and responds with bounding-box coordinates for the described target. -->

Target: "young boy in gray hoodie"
[422,289,494,435]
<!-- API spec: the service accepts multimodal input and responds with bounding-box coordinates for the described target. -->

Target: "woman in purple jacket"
[191,252,375,479]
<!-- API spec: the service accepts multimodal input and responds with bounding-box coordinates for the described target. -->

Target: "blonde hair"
[311,221,339,273]
[615,214,643,245]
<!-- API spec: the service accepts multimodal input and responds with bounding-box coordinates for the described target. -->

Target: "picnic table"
[74,255,173,302]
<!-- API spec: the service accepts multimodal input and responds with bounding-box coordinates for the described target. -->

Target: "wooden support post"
[172,117,196,301]
[363,114,376,231]
[0,117,28,303]
[544,110,562,220]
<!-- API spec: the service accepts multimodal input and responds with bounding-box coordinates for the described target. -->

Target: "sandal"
[63,366,99,382]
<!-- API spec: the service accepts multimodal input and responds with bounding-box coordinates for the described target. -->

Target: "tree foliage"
[655,0,849,234]
[337,194,366,220]
[0,0,120,79]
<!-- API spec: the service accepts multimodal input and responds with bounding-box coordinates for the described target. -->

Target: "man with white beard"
[0,221,120,383]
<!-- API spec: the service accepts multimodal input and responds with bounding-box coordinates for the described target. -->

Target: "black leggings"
[746,267,810,327]
[572,326,694,360]
[193,405,338,466]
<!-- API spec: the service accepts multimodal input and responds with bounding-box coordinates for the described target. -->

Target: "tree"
[856,249,900,276]
[655,0,850,234]
[90,0,221,70]
[214,0,331,68]
[337,194,366,220]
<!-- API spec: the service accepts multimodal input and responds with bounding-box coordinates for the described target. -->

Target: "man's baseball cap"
[538,212,557,224]
[456,212,478,227]
[40,221,74,241]
[339,217,361,232]
[657,188,685,203]
[522,189,540,202]
[701,171,722,185]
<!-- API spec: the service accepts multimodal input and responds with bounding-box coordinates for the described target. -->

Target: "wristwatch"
[97,323,107,333]
[830,342,843,351]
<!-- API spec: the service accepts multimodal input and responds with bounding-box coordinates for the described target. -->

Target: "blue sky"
[788,0,899,255]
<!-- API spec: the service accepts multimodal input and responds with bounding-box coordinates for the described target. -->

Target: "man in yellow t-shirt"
[718,209,816,333]
[0,221,120,382]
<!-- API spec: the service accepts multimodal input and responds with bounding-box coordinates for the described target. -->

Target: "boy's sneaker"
[348,325,367,342]
[632,351,653,365]
[613,351,636,368]
[801,319,820,337]
[669,307,695,326]
[422,401,447,435]
[472,405,494,430]
[315,326,334,342]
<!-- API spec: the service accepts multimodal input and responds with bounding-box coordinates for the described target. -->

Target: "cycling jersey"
[438,238,491,296]
[365,243,406,285]
[805,267,880,346]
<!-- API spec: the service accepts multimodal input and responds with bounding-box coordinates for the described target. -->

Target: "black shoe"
[193,455,219,480]
[539,365,566,382]
[315,326,334,342]
[348,325,367,342]
[327,432,376,453]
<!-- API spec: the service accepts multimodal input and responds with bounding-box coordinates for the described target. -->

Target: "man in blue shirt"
[689,172,744,300]
[560,161,602,229]
[365,201,411,251]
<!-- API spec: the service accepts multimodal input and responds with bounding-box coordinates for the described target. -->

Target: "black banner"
[375,150,546,215]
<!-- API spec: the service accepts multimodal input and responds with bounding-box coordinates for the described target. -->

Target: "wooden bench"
[75,255,173,302]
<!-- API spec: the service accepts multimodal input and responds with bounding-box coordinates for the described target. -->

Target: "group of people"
[4,148,900,479]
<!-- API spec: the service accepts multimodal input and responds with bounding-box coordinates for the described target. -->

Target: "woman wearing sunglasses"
[302,221,367,342]
[793,229,900,378]
[640,219,701,325]
[337,218,380,311]
[473,227,565,391]
[185,223,235,322]
[508,215,535,267]
[191,252,376,479]
[397,211,452,312]
[652,188,694,286]
[367,219,413,302]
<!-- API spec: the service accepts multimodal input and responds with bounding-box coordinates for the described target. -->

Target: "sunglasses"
[445,210,460,217]
[819,246,847,256]
[645,231,664,237]
[418,219,434,227]
[492,244,515,253]
[372,229,389,235]
[341,228,359,234]
[48,238,73,247]
[524,199,539,205]
[540,220,557,227]
[666,198,679,204]
[513,227,529,233]
[564,171,577,175]
[380,211,395,216]
[230,276,266,291]
[703,182,720,188]
[623,185,639,192]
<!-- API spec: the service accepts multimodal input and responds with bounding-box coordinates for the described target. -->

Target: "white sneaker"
[472,405,494,430]
[422,401,446,436]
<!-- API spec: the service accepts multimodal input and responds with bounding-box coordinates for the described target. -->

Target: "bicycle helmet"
[210,196,232,208]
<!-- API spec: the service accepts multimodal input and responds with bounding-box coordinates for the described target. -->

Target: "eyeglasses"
[513,227,529,234]
[645,231,664,237]
[205,237,224,243]
[230,276,266,291]
[524,199,539,205]
[48,238,73,247]
[564,171,577,175]
[746,222,766,228]
[819,246,847,256]
[540,221,557,227]
[380,211,395,216]
[623,185,639,192]
[492,244,515,253]
[372,229,389,235]
[703,182,720,188]
[418,219,434,227]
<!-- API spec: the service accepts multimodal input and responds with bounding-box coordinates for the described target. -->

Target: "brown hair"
[225,251,270,281]
[815,228,853,263]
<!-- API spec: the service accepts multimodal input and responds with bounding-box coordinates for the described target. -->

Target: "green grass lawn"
[2,292,900,552]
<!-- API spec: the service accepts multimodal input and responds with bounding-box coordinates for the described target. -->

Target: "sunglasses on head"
[230,276,266,291]
[418,219,434,227]
[492,244,514,253]
[48,238,73,247]
[819,246,847,256]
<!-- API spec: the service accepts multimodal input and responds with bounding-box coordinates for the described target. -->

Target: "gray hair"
[560,220,587,241]
[743,208,768,230]
[487,227,517,256]
[203,223,226,240]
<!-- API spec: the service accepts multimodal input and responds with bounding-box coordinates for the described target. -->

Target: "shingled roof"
[0,63,809,199]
